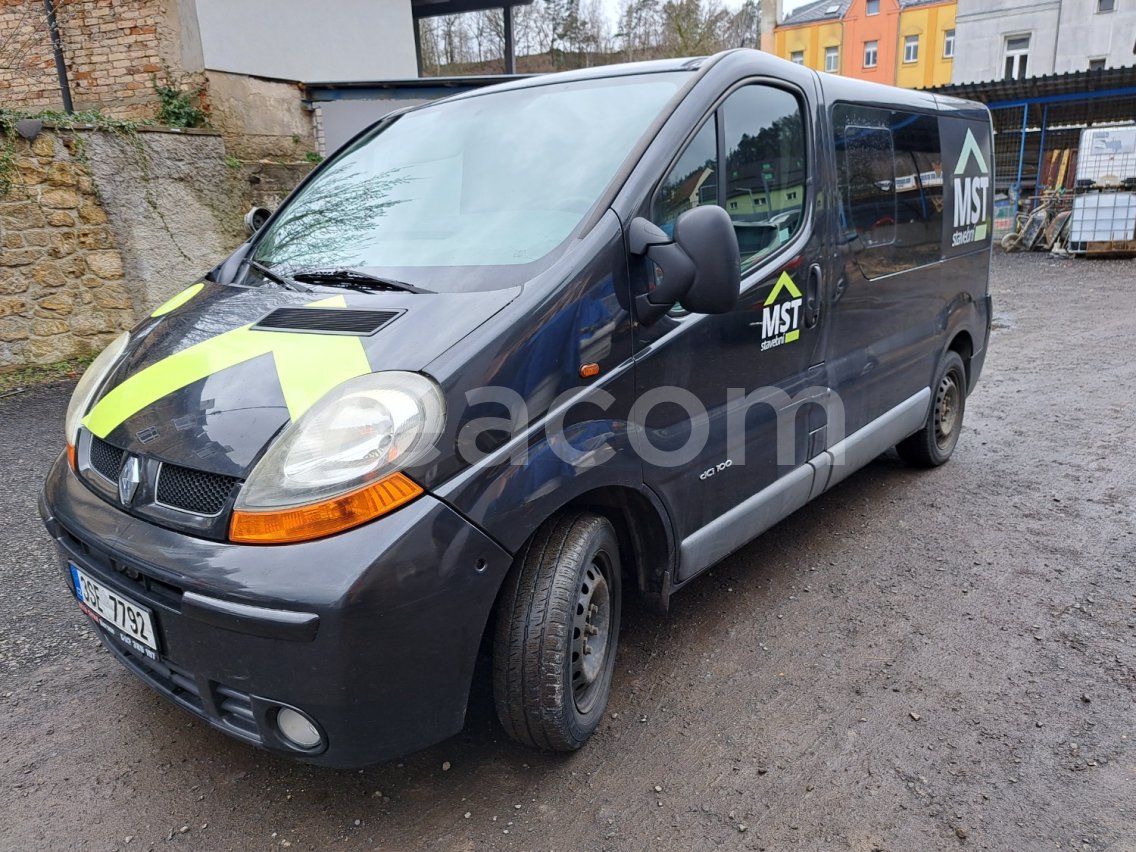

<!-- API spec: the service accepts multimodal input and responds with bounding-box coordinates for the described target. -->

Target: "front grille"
[253,307,400,335]
[89,436,124,481]
[156,463,240,515]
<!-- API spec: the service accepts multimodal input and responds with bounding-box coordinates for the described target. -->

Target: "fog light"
[276,707,322,749]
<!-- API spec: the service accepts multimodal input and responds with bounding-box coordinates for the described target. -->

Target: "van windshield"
[250,73,685,290]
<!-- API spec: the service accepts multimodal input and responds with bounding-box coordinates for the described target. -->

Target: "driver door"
[632,80,834,581]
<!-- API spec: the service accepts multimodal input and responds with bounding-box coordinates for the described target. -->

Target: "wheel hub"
[571,557,611,712]
[935,371,960,449]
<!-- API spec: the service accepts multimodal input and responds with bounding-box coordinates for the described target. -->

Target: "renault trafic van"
[40,49,992,766]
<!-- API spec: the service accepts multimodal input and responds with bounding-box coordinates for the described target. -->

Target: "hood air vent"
[252,307,402,336]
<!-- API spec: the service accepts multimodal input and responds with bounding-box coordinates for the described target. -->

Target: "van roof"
[424,50,988,121]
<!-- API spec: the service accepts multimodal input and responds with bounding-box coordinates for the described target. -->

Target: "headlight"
[65,331,131,447]
[230,371,445,543]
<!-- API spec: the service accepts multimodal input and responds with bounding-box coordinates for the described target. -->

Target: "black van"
[39,49,992,766]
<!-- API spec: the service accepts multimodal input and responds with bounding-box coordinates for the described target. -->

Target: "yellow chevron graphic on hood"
[82,295,371,439]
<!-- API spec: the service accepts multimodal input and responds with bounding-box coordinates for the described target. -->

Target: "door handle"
[805,263,822,328]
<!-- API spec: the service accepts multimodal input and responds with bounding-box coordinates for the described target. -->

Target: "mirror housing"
[244,206,272,234]
[630,206,741,325]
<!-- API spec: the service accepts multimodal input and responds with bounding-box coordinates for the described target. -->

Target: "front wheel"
[492,512,622,752]
[896,351,967,467]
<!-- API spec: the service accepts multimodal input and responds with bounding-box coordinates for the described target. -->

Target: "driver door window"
[651,119,718,237]
[722,86,807,272]
[651,85,808,271]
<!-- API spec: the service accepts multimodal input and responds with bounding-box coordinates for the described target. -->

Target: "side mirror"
[244,206,272,234]
[629,206,741,326]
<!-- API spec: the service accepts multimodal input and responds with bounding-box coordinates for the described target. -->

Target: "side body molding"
[676,388,931,585]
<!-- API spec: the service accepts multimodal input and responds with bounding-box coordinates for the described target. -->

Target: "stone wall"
[80,126,246,316]
[0,130,136,368]
[0,125,314,372]
[204,71,317,161]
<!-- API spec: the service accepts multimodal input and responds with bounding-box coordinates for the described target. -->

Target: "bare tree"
[661,0,731,56]
[418,0,765,76]
[723,0,760,49]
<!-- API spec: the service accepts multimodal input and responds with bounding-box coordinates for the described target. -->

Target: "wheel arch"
[947,329,975,388]
[560,484,677,613]
[480,482,678,632]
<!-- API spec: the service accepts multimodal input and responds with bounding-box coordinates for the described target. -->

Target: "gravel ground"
[1,252,1133,851]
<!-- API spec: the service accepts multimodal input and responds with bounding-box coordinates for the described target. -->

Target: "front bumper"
[39,455,512,767]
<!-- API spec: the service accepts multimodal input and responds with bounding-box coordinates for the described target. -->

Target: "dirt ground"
[1,252,1133,852]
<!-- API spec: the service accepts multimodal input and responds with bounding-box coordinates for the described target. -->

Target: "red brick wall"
[0,0,182,119]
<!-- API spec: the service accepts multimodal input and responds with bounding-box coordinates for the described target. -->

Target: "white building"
[952,0,1136,83]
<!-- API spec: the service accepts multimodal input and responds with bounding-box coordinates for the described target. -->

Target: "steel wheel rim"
[935,370,961,450]
[571,551,612,714]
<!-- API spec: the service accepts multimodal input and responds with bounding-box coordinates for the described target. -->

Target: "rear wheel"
[896,351,967,467]
[492,512,621,751]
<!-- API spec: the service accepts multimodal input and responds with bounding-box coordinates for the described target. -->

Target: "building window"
[864,40,878,68]
[903,35,919,63]
[943,29,955,58]
[825,46,840,72]
[1089,57,1106,70]
[791,50,805,64]
[866,0,880,14]
[1004,35,1030,80]
[1097,0,1116,11]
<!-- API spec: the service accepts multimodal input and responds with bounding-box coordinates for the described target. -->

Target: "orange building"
[842,0,901,84]
[772,0,956,89]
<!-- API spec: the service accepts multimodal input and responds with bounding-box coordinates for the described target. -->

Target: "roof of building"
[779,0,949,26]
[780,0,852,26]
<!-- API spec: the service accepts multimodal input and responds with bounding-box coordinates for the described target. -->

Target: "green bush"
[155,84,209,129]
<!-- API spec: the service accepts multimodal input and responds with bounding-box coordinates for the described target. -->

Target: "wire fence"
[988,90,1136,203]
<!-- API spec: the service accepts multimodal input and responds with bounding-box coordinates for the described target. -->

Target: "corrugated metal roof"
[932,65,1136,105]
[929,66,1136,133]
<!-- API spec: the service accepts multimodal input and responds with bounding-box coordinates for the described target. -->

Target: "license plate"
[70,564,159,654]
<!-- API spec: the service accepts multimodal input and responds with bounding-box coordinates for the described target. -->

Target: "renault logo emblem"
[118,455,141,507]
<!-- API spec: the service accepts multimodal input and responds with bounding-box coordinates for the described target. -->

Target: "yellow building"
[895,0,956,89]
[771,0,847,76]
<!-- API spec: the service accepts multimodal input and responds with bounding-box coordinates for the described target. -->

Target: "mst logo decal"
[760,271,803,352]
[948,127,991,250]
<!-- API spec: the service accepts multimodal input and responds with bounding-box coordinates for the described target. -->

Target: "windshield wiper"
[290,268,433,294]
[245,259,312,292]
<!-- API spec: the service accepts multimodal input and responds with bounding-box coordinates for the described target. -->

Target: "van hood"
[83,282,520,478]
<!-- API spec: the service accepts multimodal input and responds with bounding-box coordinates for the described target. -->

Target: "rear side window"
[835,104,944,278]
[841,126,897,251]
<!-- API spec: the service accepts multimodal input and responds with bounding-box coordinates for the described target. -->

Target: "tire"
[896,351,967,468]
[492,512,622,752]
